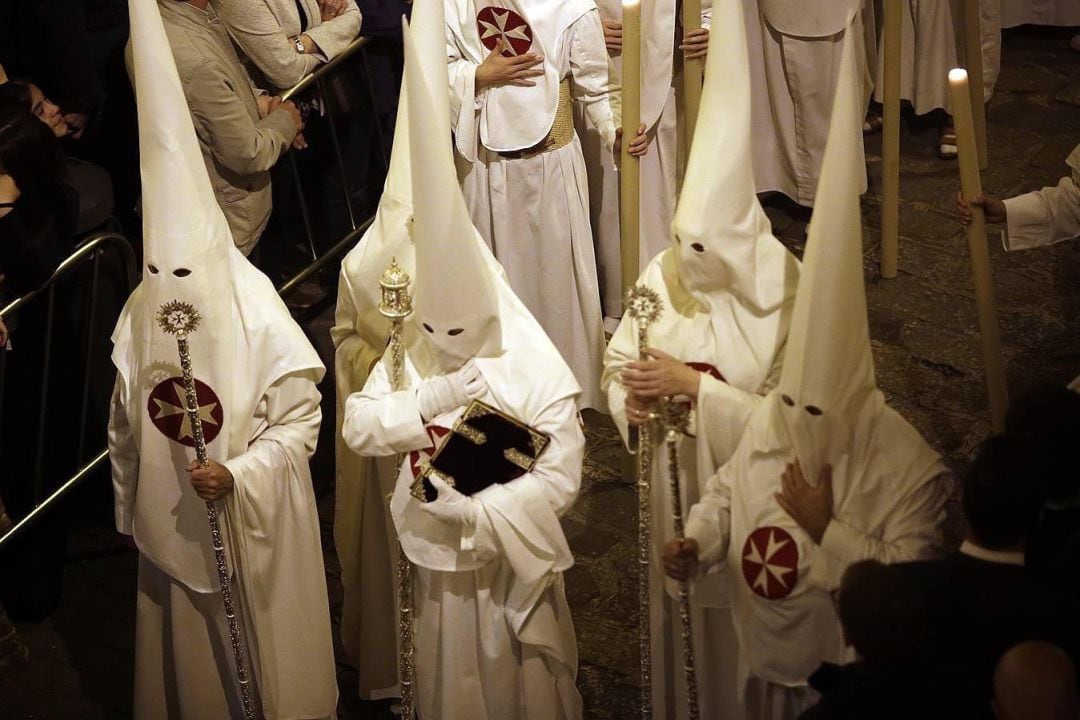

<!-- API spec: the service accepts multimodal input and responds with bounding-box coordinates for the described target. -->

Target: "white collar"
[959,541,1025,567]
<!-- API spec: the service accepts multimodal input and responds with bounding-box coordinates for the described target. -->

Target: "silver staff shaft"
[662,401,699,720]
[625,285,662,720]
[379,258,416,719]
[176,333,258,720]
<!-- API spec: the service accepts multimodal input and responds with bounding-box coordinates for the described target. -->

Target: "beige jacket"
[212,0,362,91]
[156,0,298,254]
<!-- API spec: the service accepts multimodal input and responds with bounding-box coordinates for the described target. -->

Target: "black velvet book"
[412,400,550,503]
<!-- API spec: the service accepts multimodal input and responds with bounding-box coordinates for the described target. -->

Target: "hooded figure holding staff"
[664,27,949,719]
[603,1,799,716]
[108,1,337,717]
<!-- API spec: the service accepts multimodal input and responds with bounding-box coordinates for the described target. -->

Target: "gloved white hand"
[419,475,479,528]
[416,359,489,420]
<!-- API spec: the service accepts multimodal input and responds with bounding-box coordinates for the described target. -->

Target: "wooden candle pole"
[681,0,703,148]
[880,0,900,279]
[620,0,642,301]
[949,68,1007,431]
[961,0,988,169]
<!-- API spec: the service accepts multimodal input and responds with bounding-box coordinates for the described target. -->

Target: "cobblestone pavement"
[1,26,1077,720]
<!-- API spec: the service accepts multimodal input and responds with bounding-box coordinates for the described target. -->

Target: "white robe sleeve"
[1002,170,1080,251]
[569,11,620,152]
[222,372,322,489]
[342,359,431,457]
[700,0,712,28]
[108,377,139,535]
[601,310,638,446]
[684,464,733,571]
[695,374,763,466]
[447,22,482,163]
[811,471,950,589]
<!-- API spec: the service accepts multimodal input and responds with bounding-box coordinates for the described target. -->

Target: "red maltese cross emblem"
[409,425,452,479]
[477,6,534,57]
[741,526,799,600]
[146,377,223,448]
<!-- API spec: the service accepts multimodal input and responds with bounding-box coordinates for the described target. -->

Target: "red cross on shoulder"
[741,526,799,600]
[477,6,534,57]
[409,425,452,479]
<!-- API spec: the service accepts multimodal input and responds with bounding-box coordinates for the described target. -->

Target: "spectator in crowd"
[893,434,1080,715]
[144,0,305,257]
[0,79,114,233]
[993,641,1079,720]
[0,107,77,294]
[212,0,361,92]
[0,80,72,138]
[1004,383,1080,599]
[956,142,1080,253]
[800,560,933,719]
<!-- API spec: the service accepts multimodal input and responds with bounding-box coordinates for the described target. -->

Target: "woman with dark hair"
[0,105,77,296]
[0,80,72,138]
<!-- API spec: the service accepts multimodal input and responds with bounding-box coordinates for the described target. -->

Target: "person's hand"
[319,0,348,20]
[0,317,8,347]
[475,38,545,91]
[417,359,488,420]
[775,462,832,544]
[602,20,623,54]
[955,191,1007,226]
[419,475,480,526]
[680,27,709,59]
[624,391,655,428]
[63,112,88,139]
[621,347,701,400]
[663,537,699,581]
[256,94,274,118]
[278,99,305,134]
[614,122,650,157]
[187,459,235,502]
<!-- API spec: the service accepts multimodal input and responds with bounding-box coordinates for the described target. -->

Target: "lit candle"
[619,0,641,300]
[949,68,1008,430]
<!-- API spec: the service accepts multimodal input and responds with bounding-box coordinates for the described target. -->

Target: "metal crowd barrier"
[0,33,391,549]
[277,34,387,297]
[0,232,138,549]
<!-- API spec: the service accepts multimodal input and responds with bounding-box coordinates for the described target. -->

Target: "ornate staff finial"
[625,285,662,327]
[156,300,201,336]
[379,258,413,321]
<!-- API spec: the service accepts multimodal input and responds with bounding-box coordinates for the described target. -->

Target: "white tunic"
[685,397,949,718]
[744,0,875,206]
[579,0,712,322]
[447,7,615,410]
[342,355,585,720]
[871,0,957,116]
[602,250,785,719]
[110,372,338,720]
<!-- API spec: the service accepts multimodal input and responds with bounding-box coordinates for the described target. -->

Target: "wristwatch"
[293,35,306,54]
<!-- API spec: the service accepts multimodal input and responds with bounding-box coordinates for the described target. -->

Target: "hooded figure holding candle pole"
[603,1,798,716]
[107,0,337,717]
[663,28,949,719]
[342,4,586,717]
[443,0,648,410]
[581,0,712,323]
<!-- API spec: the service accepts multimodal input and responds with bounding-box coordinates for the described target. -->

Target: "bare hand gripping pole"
[378,259,417,719]
[660,400,699,719]
[625,285,662,720]
[156,300,258,720]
